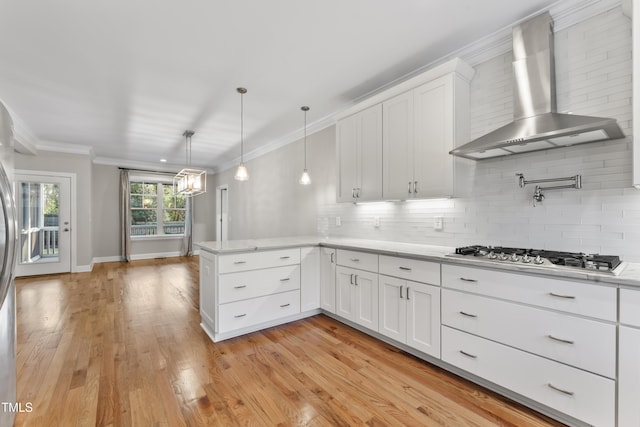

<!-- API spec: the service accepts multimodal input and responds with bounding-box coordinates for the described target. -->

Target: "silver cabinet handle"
[234,261,246,265]
[399,285,403,299]
[459,350,477,359]
[350,258,360,262]
[547,335,575,345]
[357,188,361,198]
[406,287,410,300]
[280,278,290,282]
[460,277,477,283]
[398,266,412,271]
[330,252,334,263]
[280,303,290,308]
[408,181,412,194]
[352,188,356,199]
[350,274,354,285]
[413,181,418,194]
[233,285,247,289]
[549,292,576,299]
[459,311,477,318]
[547,383,574,396]
[234,314,247,318]
[354,275,358,285]
[280,256,290,259]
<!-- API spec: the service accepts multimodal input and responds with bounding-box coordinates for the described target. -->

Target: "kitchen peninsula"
[197,237,640,427]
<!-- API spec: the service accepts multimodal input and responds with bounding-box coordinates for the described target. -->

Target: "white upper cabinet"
[336,104,383,202]
[634,0,640,189]
[336,58,474,202]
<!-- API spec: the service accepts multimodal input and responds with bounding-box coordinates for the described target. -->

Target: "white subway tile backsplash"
[318,7,640,261]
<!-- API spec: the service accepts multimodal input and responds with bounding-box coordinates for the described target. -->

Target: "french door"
[15,173,72,276]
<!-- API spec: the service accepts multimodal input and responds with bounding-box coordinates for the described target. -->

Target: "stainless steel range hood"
[450,12,624,160]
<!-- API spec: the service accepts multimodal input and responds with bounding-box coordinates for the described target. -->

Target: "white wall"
[211,125,335,240]
[319,7,640,263]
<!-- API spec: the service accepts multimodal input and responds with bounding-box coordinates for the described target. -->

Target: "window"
[130,180,186,237]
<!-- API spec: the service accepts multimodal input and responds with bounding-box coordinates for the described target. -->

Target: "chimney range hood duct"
[450,12,624,160]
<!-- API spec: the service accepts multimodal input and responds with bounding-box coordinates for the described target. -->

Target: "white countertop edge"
[195,237,640,288]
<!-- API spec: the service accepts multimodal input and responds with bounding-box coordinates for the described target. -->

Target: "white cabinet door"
[336,105,383,202]
[357,105,383,202]
[353,270,379,330]
[379,275,406,343]
[336,266,356,320]
[413,75,454,197]
[406,281,440,358]
[382,91,414,200]
[320,248,336,313]
[300,247,320,312]
[336,114,359,202]
[619,326,640,427]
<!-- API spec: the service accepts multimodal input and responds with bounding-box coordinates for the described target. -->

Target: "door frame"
[216,184,228,241]
[14,170,77,274]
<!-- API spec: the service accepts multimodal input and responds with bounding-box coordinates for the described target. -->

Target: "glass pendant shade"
[299,169,311,185]
[234,163,249,181]
[174,130,206,196]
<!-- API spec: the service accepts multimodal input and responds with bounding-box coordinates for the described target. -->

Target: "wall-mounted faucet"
[516,173,582,207]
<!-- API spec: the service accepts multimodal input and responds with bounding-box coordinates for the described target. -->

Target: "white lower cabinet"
[442,326,615,427]
[319,248,336,313]
[379,275,440,357]
[336,265,379,330]
[619,326,640,427]
[300,247,320,312]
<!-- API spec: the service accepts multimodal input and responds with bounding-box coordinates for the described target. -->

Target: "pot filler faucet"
[516,173,582,207]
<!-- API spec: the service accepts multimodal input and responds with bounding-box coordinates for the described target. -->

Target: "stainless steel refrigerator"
[0,101,18,427]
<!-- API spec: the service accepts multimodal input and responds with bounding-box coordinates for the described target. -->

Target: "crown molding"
[93,156,215,174]
[35,140,94,157]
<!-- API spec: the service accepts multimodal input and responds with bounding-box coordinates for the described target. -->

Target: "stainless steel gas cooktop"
[450,245,625,275]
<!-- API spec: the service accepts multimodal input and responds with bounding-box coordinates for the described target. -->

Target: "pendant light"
[234,87,249,181]
[299,106,311,185]
[174,130,206,196]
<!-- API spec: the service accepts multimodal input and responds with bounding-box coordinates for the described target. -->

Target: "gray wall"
[15,151,94,268]
[211,125,336,240]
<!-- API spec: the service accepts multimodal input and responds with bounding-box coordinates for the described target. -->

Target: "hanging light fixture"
[234,87,249,181]
[174,130,206,196]
[299,106,311,185]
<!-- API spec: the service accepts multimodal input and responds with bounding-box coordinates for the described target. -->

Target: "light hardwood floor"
[14,257,565,426]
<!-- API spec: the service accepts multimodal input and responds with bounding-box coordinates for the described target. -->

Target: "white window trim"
[129,172,186,239]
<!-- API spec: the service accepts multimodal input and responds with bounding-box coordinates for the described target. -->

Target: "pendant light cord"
[303,108,307,169]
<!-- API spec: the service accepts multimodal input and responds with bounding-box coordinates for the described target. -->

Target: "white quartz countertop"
[196,236,640,288]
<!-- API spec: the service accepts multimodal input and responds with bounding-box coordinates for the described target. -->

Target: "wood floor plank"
[14,257,566,427]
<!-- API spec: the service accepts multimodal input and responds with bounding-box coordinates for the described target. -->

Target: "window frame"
[129,173,186,239]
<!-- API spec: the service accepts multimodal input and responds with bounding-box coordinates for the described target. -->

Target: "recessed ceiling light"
[160,158,167,163]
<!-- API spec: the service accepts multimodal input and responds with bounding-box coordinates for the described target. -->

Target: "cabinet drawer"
[442,289,615,378]
[379,255,440,285]
[219,265,300,304]
[620,288,640,327]
[442,264,616,321]
[442,326,615,427]
[336,249,378,272]
[218,248,300,273]
[218,290,301,333]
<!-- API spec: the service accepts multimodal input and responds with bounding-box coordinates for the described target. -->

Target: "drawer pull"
[549,292,576,299]
[234,314,247,318]
[547,335,575,345]
[280,303,291,308]
[399,285,403,299]
[459,277,477,283]
[350,274,354,285]
[547,383,574,396]
[354,275,358,286]
[406,287,410,300]
[399,266,412,271]
[233,261,246,265]
[459,350,477,359]
[459,311,478,318]
[350,258,360,262]
[280,256,290,259]
[280,278,291,282]
[233,285,247,289]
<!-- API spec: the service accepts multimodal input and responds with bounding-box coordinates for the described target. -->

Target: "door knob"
[64,228,69,232]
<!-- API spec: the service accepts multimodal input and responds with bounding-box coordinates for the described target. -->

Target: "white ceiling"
[0,0,560,172]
